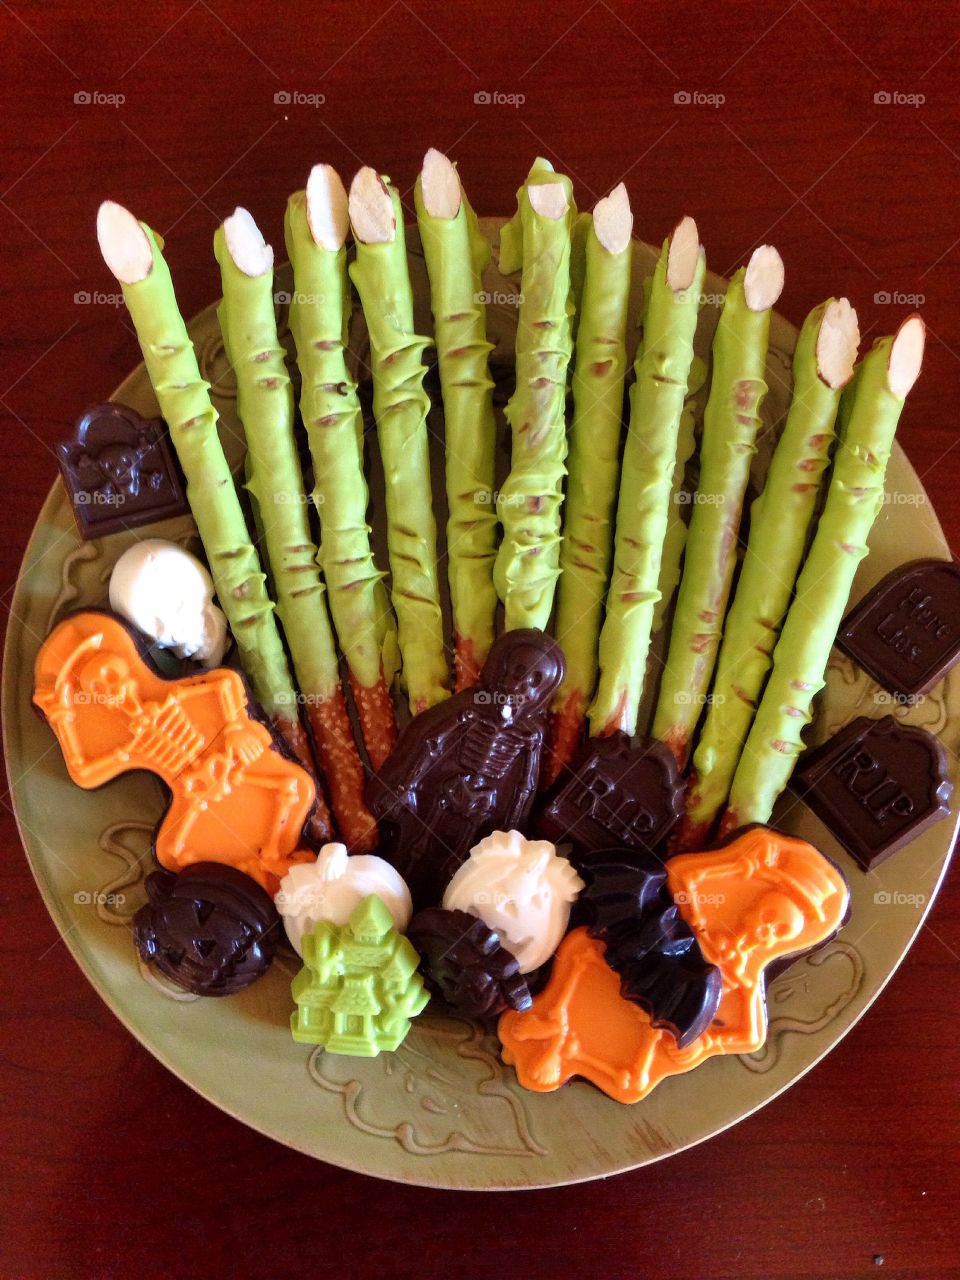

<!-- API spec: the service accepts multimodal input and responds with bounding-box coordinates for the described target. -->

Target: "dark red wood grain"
[2,3,959,1277]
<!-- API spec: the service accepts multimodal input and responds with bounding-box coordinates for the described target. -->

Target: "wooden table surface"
[2,3,959,1277]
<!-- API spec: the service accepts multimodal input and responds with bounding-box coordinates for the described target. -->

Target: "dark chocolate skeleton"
[366,629,564,907]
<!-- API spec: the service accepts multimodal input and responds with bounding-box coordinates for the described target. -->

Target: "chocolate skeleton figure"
[367,629,564,905]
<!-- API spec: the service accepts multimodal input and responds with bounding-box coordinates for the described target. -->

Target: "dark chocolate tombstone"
[537,733,683,859]
[838,559,960,698]
[366,629,563,908]
[133,863,280,996]
[572,851,722,1048]
[407,907,531,1019]
[57,401,188,539]
[792,715,953,872]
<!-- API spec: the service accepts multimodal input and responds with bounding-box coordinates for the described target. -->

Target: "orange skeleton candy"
[499,828,849,1103]
[33,611,315,893]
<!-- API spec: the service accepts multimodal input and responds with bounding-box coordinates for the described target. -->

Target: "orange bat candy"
[33,611,315,893]
[499,827,850,1104]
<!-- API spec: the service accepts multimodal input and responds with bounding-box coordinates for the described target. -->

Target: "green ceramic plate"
[4,220,957,1189]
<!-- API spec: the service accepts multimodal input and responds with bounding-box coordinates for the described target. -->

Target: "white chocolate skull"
[442,830,584,973]
[276,843,412,956]
[109,539,228,667]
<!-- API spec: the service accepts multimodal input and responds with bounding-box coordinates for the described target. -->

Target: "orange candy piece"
[499,827,849,1103]
[499,928,668,1102]
[33,611,315,893]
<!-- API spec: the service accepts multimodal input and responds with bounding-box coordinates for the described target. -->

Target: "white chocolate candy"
[109,539,228,667]
[276,844,412,956]
[442,830,584,973]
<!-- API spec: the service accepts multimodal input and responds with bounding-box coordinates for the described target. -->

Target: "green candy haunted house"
[291,895,428,1056]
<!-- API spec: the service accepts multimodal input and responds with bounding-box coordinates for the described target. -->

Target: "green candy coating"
[652,267,773,760]
[284,191,398,692]
[687,301,846,829]
[214,220,338,703]
[349,177,449,712]
[589,234,705,736]
[414,167,498,675]
[116,223,298,723]
[494,158,577,631]
[652,354,707,633]
[726,333,912,825]
[290,895,428,1055]
[554,210,632,712]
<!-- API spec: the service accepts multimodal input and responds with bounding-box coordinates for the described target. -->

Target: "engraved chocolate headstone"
[537,733,683,858]
[792,715,952,871]
[838,559,960,697]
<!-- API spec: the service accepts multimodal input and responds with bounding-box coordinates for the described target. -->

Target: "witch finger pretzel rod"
[348,166,450,716]
[494,157,577,634]
[214,205,378,851]
[415,148,499,690]
[651,243,785,770]
[546,183,634,781]
[586,215,706,744]
[284,164,400,771]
